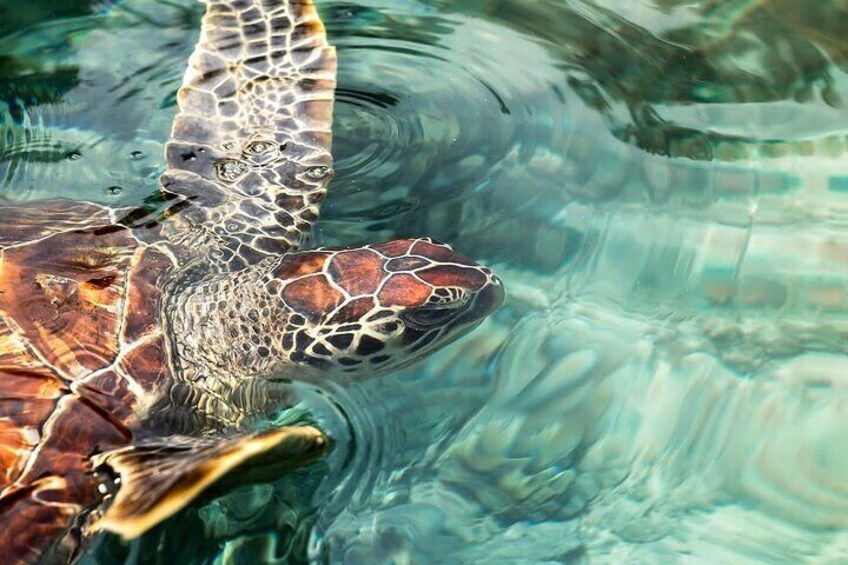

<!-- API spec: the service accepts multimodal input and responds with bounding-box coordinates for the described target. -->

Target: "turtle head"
[274,238,504,377]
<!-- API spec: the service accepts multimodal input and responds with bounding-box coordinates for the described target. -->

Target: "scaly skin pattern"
[0,1,504,563]
[164,238,503,429]
[160,0,337,270]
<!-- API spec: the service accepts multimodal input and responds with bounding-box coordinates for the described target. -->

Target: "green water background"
[3,0,848,562]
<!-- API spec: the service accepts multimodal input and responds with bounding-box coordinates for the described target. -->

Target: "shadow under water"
[3,0,848,563]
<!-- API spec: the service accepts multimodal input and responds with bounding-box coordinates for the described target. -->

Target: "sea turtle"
[0,1,504,562]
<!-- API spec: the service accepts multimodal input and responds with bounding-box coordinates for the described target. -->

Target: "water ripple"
[0,0,196,202]
[319,3,573,252]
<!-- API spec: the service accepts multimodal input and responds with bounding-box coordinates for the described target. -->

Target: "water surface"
[3,0,848,562]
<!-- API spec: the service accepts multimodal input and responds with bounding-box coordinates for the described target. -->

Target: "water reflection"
[4,0,848,563]
[463,0,848,161]
[320,2,574,257]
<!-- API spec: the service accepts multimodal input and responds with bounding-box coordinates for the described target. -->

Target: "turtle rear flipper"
[89,425,327,539]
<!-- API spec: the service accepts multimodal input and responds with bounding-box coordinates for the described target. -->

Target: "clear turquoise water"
[4,0,848,562]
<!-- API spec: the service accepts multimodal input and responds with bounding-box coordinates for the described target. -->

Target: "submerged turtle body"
[0,1,503,563]
[0,200,171,559]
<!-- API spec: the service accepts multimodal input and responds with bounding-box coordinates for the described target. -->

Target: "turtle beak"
[473,274,505,318]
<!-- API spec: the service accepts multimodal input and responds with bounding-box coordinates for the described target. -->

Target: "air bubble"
[130,151,145,161]
[106,186,123,196]
[67,151,82,161]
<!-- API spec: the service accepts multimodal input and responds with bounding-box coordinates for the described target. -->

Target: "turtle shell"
[0,199,173,563]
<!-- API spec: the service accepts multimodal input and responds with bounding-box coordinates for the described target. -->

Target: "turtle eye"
[401,306,460,329]
[401,288,470,330]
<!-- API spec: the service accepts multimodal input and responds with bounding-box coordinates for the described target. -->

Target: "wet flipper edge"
[88,425,327,539]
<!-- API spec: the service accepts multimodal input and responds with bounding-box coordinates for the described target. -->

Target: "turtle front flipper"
[160,0,337,269]
[88,425,327,539]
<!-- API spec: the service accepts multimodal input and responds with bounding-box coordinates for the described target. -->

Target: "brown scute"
[386,256,430,273]
[0,477,80,565]
[124,248,172,343]
[377,273,432,308]
[0,222,139,377]
[329,296,377,325]
[0,346,68,490]
[120,337,167,394]
[282,274,344,322]
[18,396,129,488]
[372,239,414,258]
[76,371,140,424]
[328,249,385,296]
[410,240,464,262]
[0,394,130,562]
[0,368,67,401]
[0,395,56,429]
[274,251,330,279]
[0,419,42,489]
[417,264,488,289]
